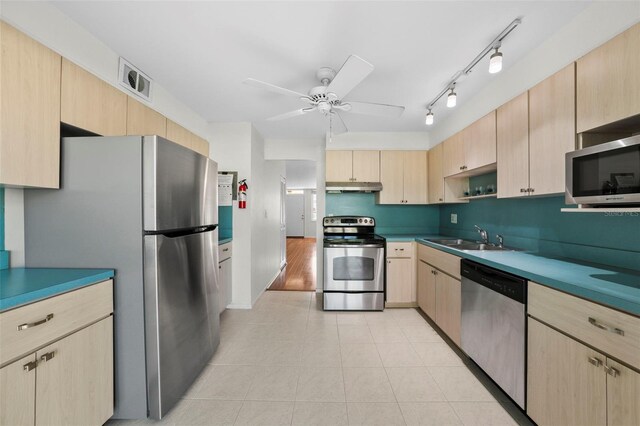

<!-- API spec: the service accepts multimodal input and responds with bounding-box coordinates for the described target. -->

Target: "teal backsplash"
[440,196,640,271]
[0,188,7,269]
[326,193,440,235]
[219,206,233,240]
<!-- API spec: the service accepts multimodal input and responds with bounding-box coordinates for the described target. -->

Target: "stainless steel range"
[322,216,386,311]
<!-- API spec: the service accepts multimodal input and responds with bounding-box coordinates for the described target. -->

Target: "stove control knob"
[359,219,363,223]
[331,219,335,223]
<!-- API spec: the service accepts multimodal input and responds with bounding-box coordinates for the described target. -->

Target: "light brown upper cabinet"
[428,144,445,203]
[497,92,530,198]
[577,22,640,132]
[462,111,497,170]
[0,22,61,188]
[529,64,576,195]
[166,120,209,157]
[61,59,127,136]
[443,132,464,177]
[325,150,379,182]
[378,151,427,204]
[126,97,166,137]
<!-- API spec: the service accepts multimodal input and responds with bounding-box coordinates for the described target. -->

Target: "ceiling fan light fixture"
[425,110,434,125]
[446,88,457,108]
[489,48,503,74]
[317,101,331,114]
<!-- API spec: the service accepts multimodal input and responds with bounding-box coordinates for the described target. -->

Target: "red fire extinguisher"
[238,179,248,209]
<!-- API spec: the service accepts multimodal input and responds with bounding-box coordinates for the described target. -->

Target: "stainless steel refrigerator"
[24,135,220,420]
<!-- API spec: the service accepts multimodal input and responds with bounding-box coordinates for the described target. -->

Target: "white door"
[280,177,286,268]
[286,193,305,237]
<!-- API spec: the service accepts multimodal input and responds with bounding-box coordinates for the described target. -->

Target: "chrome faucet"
[496,234,504,248]
[474,225,489,244]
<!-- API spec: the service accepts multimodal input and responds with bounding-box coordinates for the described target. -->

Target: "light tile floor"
[107,291,529,426]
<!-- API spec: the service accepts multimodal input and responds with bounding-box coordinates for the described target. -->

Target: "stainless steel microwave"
[566,134,640,206]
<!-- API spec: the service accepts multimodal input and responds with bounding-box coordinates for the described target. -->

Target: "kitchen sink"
[425,238,515,252]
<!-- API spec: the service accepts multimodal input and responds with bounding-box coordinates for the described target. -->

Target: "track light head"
[446,88,457,108]
[425,109,434,125]
[489,48,503,74]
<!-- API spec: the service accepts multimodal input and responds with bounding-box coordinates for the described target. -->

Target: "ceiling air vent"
[118,57,153,101]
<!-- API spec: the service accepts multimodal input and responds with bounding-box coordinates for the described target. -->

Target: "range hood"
[326,181,383,193]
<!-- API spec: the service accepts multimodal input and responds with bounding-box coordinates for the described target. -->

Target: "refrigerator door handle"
[145,224,218,238]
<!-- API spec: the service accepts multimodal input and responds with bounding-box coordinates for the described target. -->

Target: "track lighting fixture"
[446,87,457,108]
[489,46,503,74]
[425,109,434,125]
[422,17,521,126]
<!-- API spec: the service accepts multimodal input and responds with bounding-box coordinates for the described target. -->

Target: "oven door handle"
[325,244,384,248]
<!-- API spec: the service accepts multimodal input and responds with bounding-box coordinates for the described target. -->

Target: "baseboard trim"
[226,303,252,309]
[385,302,418,308]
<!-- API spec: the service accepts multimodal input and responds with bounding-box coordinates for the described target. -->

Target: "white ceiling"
[52,1,591,139]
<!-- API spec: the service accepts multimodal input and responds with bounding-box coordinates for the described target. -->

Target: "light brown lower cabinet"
[435,271,461,346]
[386,258,415,305]
[417,260,436,318]
[0,317,113,426]
[527,317,640,426]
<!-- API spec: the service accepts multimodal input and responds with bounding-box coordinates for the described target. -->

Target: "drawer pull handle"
[17,314,54,331]
[588,357,603,367]
[23,361,38,372]
[40,351,56,363]
[605,365,620,378]
[223,248,229,252]
[588,317,624,336]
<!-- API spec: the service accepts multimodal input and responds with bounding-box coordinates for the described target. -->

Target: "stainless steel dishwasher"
[460,259,527,409]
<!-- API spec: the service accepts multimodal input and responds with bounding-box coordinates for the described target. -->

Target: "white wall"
[285,161,317,189]
[264,137,327,291]
[429,2,640,146]
[304,190,317,238]
[327,132,430,150]
[1,2,213,267]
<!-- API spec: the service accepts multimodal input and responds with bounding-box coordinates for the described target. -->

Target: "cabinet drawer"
[0,280,113,366]
[387,242,414,258]
[417,244,461,279]
[528,282,640,369]
[219,242,232,262]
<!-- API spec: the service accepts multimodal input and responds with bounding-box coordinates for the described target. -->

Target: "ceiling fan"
[244,55,405,134]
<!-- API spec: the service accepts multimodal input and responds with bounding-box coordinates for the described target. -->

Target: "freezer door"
[144,229,220,419]
[143,136,218,231]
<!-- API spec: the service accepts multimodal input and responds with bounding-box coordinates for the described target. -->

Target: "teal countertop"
[413,238,640,316]
[382,234,439,242]
[219,238,233,245]
[0,268,115,312]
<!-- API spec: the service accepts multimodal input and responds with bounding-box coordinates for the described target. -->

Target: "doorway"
[270,160,317,292]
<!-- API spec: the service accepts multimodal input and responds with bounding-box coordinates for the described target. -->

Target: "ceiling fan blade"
[327,55,374,99]
[244,78,309,99]
[266,107,314,121]
[329,112,348,135]
[344,101,405,118]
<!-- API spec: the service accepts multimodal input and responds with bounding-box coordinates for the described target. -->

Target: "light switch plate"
[451,213,458,224]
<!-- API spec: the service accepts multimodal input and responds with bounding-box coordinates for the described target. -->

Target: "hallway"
[269,238,316,291]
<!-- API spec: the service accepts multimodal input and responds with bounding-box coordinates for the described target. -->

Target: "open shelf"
[458,193,498,201]
[561,207,640,213]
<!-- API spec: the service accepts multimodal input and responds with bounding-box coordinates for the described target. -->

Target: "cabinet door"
[352,150,380,182]
[497,92,529,198]
[218,259,231,313]
[606,359,640,426]
[35,317,113,426]
[126,97,167,137]
[0,353,36,426]
[403,151,428,204]
[386,258,415,304]
[464,111,496,170]
[577,22,640,132]
[435,273,461,346]
[191,134,210,157]
[326,150,353,181]
[428,144,444,203]
[443,132,465,177]
[417,261,436,319]
[166,119,195,151]
[527,318,606,426]
[529,64,576,196]
[61,58,127,136]
[379,151,405,204]
[0,22,61,188]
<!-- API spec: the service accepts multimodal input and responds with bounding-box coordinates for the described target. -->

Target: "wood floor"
[269,238,316,291]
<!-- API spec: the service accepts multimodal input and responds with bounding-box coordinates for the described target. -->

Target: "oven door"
[324,245,384,292]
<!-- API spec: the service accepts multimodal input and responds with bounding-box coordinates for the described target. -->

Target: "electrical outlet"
[451,213,458,224]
